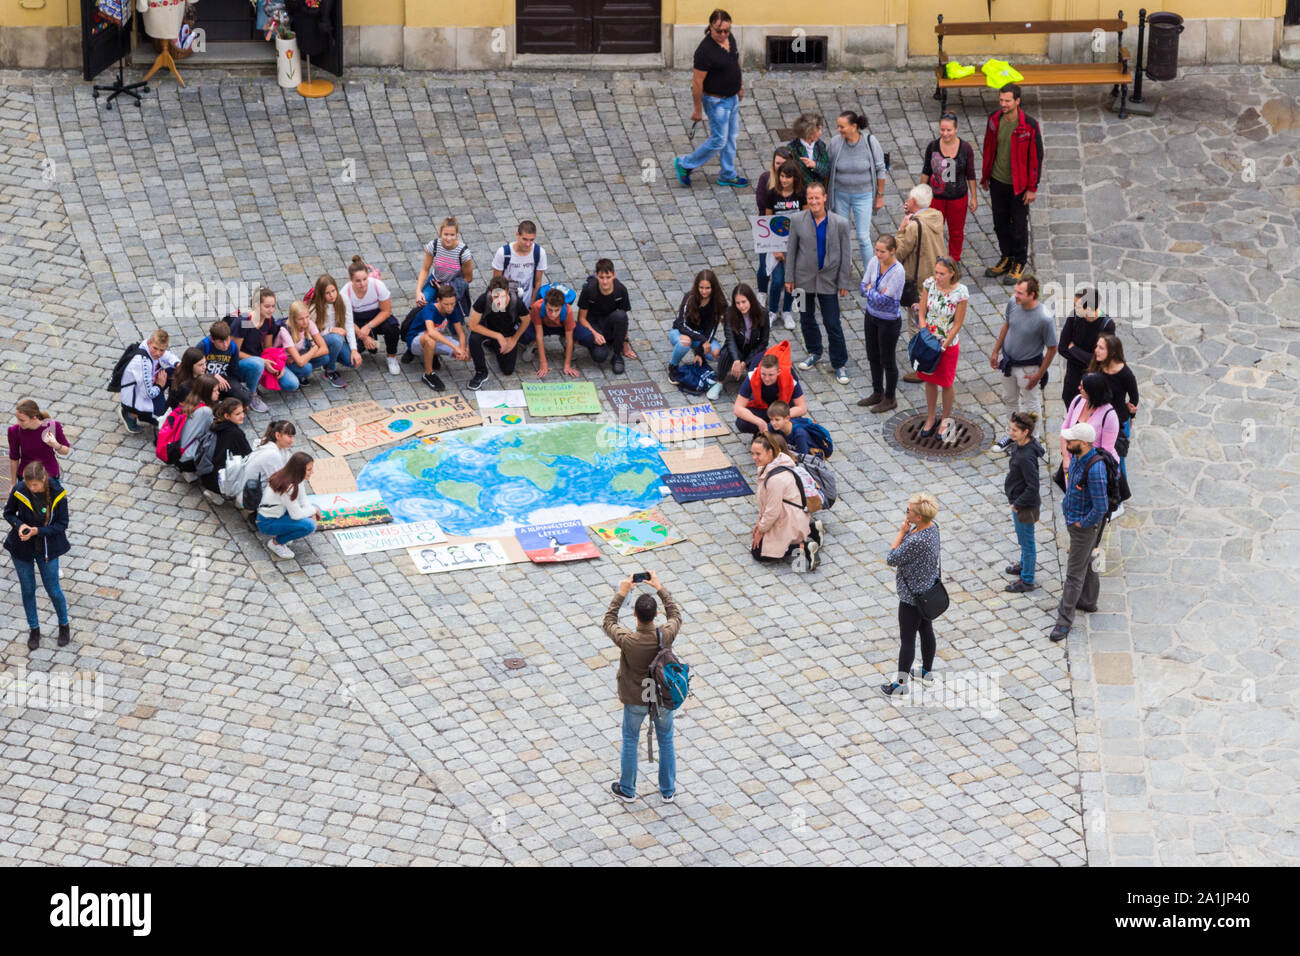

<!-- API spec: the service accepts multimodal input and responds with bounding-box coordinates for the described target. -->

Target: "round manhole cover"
[503,658,526,670]
[884,411,987,459]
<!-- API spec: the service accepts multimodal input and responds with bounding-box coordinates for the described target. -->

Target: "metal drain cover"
[885,411,987,459]
[503,658,526,670]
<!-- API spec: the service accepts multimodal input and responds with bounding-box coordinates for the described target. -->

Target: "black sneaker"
[57,623,71,647]
[879,680,903,697]
[467,372,488,390]
[432,354,442,371]
[1049,625,1070,643]
[1004,563,1022,576]
[611,355,625,374]
[423,372,445,391]
[667,363,681,384]
[118,405,141,434]
[610,782,635,804]
[27,628,40,650]
[1005,579,1038,593]
[323,370,347,389]
[401,350,417,365]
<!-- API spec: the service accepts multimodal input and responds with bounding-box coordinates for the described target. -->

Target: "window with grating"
[765,35,828,70]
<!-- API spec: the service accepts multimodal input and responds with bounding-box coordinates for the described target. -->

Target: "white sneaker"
[265,538,295,560]
[782,312,796,330]
[249,395,270,413]
[705,382,723,401]
[202,489,224,505]
[757,292,767,308]
[386,356,401,375]
[181,471,197,483]
[1112,502,1124,518]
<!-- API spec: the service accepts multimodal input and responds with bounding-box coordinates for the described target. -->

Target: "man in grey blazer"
[783,182,854,384]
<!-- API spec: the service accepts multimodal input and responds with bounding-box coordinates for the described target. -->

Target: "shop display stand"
[297,58,334,98]
[143,44,185,88]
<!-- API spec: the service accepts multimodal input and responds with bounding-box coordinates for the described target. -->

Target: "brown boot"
[1002,262,1026,284]
[870,397,898,413]
[984,256,1011,277]
[856,392,883,408]
[902,371,923,384]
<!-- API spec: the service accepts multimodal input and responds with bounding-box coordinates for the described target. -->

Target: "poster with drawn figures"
[514,519,600,563]
[306,490,393,530]
[408,539,514,574]
[752,215,792,254]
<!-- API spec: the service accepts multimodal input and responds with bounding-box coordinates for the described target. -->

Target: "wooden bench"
[934,13,1134,118]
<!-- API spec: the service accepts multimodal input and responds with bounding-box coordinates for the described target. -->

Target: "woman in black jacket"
[709,283,770,400]
[199,398,253,505]
[1057,288,1116,409]
[1003,411,1045,594]
[4,461,71,649]
[667,269,722,383]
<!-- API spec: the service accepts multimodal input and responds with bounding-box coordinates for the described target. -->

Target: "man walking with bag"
[603,572,683,803]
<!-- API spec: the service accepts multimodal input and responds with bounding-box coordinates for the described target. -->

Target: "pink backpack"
[155,405,198,465]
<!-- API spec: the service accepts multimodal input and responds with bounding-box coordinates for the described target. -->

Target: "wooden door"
[908,0,1052,58]
[516,0,661,54]
[200,0,259,42]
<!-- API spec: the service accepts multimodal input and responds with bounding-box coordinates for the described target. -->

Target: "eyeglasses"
[940,112,958,121]
[711,26,730,34]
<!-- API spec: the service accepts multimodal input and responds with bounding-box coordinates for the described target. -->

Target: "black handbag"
[913,553,949,621]
[899,222,922,309]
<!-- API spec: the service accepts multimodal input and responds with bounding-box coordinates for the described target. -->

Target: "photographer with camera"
[602,571,682,805]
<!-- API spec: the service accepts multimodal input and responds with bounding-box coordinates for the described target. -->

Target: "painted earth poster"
[590,509,684,556]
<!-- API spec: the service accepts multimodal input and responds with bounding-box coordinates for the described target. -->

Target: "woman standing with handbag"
[915,258,968,440]
[882,492,942,697]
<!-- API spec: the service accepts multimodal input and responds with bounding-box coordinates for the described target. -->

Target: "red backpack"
[155,405,200,466]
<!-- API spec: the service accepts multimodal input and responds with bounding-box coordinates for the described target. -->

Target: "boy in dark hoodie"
[1003,410,1045,592]
[198,398,253,505]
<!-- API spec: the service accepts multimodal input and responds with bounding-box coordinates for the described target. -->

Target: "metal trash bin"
[1145,12,1184,81]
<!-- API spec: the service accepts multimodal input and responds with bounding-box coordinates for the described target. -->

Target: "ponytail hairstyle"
[22,461,52,512]
[260,419,296,447]
[348,255,370,279]
[15,399,50,422]
[268,451,312,501]
[1080,372,1110,410]
[1009,411,1038,434]
[751,430,789,460]
[214,397,244,422]
[312,274,346,329]
[182,374,219,416]
[438,216,460,241]
[176,346,206,389]
[838,109,869,132]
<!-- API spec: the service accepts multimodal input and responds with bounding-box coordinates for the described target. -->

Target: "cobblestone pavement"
[0,64,1295,865]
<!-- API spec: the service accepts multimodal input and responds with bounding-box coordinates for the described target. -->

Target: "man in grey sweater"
[784,182,855,385]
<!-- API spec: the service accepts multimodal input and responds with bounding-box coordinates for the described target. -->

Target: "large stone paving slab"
[2,63,1294,865]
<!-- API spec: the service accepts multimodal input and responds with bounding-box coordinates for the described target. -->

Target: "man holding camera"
[603,571,682,804]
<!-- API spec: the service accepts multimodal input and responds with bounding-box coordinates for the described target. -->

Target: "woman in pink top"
[9,400,70,488]
[1060,372,1119,473]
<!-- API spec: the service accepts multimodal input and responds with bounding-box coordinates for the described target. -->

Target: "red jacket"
[980,107,1044,195]
[746,340,795,411]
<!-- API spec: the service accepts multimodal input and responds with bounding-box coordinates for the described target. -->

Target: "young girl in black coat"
[4,461,71,649]
[199,398,253,505]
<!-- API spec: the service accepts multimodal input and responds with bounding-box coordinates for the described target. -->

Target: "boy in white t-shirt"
[491,220,548,309]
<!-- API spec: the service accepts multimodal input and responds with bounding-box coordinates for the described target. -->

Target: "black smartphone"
[632,572,651,583]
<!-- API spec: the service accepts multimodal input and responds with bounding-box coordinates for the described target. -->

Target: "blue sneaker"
[118,404,141,434]
[673,157,691,187]
[718,175,750,188]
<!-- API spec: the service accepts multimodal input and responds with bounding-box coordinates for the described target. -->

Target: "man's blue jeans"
[832,189,875,268]
[1013,513,1037,585]
[620,704,675,797]
[256,513,316,545]
[13,555,69,629]
[680,94,740,180]
[799,292,849,370]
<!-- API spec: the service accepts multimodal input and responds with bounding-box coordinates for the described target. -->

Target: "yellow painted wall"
[2,0,76,28]
[405,0,515,28]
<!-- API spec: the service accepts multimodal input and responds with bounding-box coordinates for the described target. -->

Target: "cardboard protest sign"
[306,490,393,530]
[514,519,600,563]
[390,395,483,434]
[752,215,793,254]
[522,381,602,417]
[602,380,667,414]
[661,467,753,503]
[591,508,684,556]
[308,456,356,495]
[482,407,528,426]
[643,403,730,442]
[310,400,389,433]
[658,444,732,474]
[333,519,447,556]
[476,389,527,409]
[407,536,526,574]
[310,415,425,457]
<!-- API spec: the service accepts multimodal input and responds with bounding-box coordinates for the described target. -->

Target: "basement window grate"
[766,35,828,71]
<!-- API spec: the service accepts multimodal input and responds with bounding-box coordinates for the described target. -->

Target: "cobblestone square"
[1,63,1297,865]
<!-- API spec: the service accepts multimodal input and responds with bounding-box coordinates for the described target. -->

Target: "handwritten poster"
[643,403,730,443]
[310,415,426,456]
[310,400,389,433]
[602,380,667,414]
[522,381,602,417]
[752,215,793,254]
[390,395,483,433]
[307,456,356,495]
[660,467,753,503]
[333,519,447,555]
[306,490,393,530]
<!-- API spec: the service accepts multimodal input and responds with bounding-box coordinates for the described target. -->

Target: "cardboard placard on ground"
[310,416,426,457]
[390,395,483,433]
[408,535,527,574]
[306,490,393,530]
[643,403,730,442]
[658,444,732,474]
[661,466,754,503]
[310,400,389,433]
[483,407,528,426]
[602,380,667,414]
[476,389,527,409]
[333,519,447,556]
[591,508,684,556]
[307,456,356,494]
[522,381,602,417]
[514,519,600,562]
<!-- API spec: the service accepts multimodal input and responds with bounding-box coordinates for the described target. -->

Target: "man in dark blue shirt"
[1051,421,1109,642]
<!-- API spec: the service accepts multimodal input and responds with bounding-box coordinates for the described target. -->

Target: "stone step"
[1281,42,1300,70]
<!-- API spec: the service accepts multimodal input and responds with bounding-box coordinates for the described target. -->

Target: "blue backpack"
[675,361,718,395]
[907,329,944,375]
[649,627,689,713]
[790,418,834,459]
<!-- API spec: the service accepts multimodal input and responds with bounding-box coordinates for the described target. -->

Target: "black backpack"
[107,344,149,392]
[398,305,422,344]
[1079,449,1123,516]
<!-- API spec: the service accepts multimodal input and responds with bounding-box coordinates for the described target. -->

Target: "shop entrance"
[516,0,662,55]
